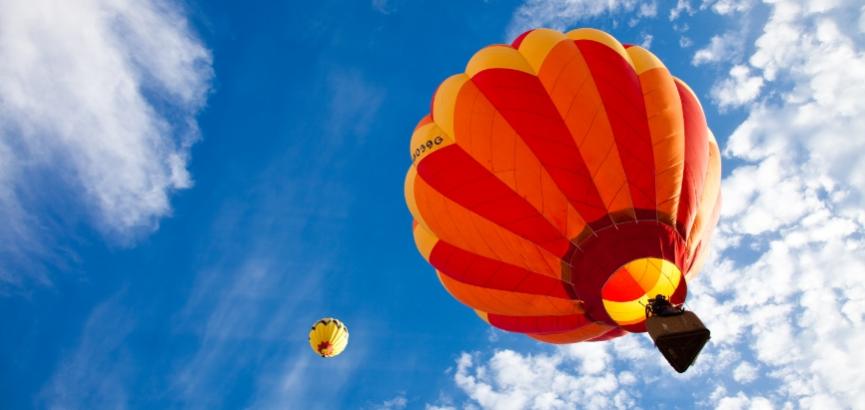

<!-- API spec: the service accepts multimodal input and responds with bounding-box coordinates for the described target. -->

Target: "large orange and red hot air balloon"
[404,28,721,368]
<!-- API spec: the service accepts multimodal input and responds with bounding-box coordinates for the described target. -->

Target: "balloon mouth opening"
[317,341,334,357]
[601,257,684,327]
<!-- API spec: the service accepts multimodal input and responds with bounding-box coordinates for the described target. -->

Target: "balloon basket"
[645,311,710,373]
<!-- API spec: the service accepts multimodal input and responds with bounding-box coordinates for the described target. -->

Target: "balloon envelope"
[309,318,349,358]
[405,28,721,344]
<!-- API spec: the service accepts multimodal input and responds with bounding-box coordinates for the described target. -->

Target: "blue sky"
[1,0,864,409]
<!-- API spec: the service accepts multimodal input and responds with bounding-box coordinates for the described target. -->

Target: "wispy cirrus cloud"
[0,0,212,289]
[38,291,136,409]
[371,0,397,15]
[325,69,385,142]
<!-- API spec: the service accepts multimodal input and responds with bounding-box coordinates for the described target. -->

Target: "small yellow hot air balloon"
[308,318,349,358]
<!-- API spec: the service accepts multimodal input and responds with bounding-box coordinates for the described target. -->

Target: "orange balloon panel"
[405,28,721,342]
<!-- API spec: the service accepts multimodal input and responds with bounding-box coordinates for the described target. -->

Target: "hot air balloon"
[404,28,721,372]
[309,318,349,358]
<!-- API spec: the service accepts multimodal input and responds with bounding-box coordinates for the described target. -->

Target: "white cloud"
[670,0,695,21]
[373,394,408,410]
[640,33,654,48]
[732,362,758,383]
[0,0,212,288]
[718,154,817,235]
[693,32,743,65]
[711,65,764,108]
[506,0,650,40]
[447,348,639,410]
[638,1,658,18]
[709,0,755,15]
[715,393,773,410]
[727,4,865,205]
[680,36,694,48]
